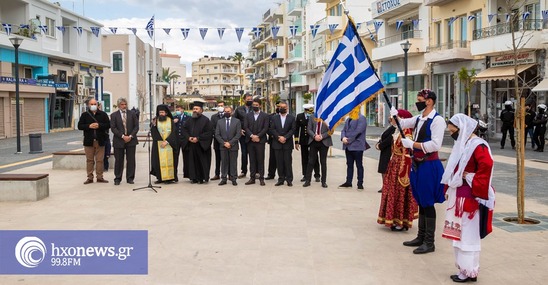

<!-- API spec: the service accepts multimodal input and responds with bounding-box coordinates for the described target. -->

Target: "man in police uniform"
[500,100,515,149]
[295,104,319,182]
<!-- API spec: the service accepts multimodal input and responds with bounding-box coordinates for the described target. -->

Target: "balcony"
[372,0,422,19]
[425,41,473,63]
[300,59,323,75]
[372,30,424,61]
[288,0,304,16]
[287,44,304,63]
[471,20,545,56]
[273,66,287,78]
[289,73,307,87]
[317,16,344,36]
[263,9,273,23]
[424,0,455,6]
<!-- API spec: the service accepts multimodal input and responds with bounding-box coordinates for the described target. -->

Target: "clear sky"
[52,0,275,76]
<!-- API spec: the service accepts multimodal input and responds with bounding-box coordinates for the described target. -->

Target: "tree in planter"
[457,67,476,117]
[303,92,312,104]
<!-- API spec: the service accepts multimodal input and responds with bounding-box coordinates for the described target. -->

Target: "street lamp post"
[400,40,411,110]
[288,73,292,114]
[10,37,23,154]
[147,70,153,123]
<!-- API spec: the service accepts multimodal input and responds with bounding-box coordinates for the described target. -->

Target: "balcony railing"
[288,0,305,12]
[427,40,469,52]
[473,19,546,40]
[377,30,422,47]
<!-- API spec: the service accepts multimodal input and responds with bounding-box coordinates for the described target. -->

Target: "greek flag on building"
[315,20,384,134]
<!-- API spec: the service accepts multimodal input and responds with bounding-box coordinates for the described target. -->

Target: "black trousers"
[345,150,364,186]
[305,141,328,183]
[267,142,277,177]
[220,149,238,181]
[500,124,515,147]
[239,136,248,174]
[113,145,136,182]
[300,143,319,179]
[248,142,266,179]
[275,148,293,183]
[534,126,546,151]
[213,141,221,177]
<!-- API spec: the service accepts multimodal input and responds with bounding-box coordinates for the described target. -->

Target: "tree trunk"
[516,96,525,223]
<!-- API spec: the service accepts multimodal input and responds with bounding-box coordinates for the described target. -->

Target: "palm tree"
[162,67,181,96]
[233,52,244,95]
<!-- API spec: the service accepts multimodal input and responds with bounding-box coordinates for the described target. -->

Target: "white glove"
[401,138,414,149]
[390,106,398,117]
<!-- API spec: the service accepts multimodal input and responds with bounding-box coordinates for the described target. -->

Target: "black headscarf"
[156,104,173,120]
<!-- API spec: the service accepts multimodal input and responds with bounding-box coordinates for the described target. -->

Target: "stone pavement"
[0,145,547,284]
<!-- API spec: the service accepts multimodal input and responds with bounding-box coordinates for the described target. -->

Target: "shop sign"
[490,52,535,67]
[375,0,402,16]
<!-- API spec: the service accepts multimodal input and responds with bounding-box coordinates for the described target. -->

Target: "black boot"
[413,217,436,254]
[403,214,425,247]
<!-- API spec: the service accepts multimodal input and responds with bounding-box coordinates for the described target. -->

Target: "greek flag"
[181,28,190,39]
[163,28,171,35]
[271,26,280,39]
[522,11,531,21]
[217,28,225,39]
[2,23,11,36]
[146,15,154,39]
[328,24,339,35]
[506,13,511,23]
[109,27,117,34]
[467,15,476,22]
[315,20,384,133]
[289,25,298,37]
[128,27,137,35]
[543,10,548,22]
[57,26,66,35]
[235,27,244,42]
[373,21,383,33]
[74,26,83,36]
[90,26,100,37]
[310,24,320,38]
[412,19,420,30]
[199,28,208,40]
[38,25,48,34]
[396,20,404,31]
[448,17,458,26]
[488,14,496,23]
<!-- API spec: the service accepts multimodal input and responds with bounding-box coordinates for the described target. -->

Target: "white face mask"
[89,105,97,111]
[217,107,224,112]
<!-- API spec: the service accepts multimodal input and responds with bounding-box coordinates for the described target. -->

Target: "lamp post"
[400,40,411,110]
[10,37,23,154]
[288,72,292,114]
[147,70,153,123]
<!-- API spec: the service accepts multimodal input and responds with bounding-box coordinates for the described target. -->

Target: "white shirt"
[280,114,287,128]
[399,109,445,153]
[254,111,260,120]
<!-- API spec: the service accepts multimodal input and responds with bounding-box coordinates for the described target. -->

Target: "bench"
[0,174,49,201]
[52,151,113,170]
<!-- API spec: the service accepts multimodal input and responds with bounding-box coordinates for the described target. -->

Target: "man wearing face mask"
[210,101,225,180]
[295,104,320,183]
[181,101,213,183]
[174,105,190,179]
[215,106,241,186]
[235,93,254,179]
[78,99,111,184]
[269,101,297,186]
[524,103,536,150]
[499,101,515,149]
[390,89,446,254]
[244,98,269,185]
[266,100,282,180]
[533,104,547,152]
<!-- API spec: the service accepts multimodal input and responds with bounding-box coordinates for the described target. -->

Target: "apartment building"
[191,56,241,107]
[160,52,187,96]
[0,0,108,138]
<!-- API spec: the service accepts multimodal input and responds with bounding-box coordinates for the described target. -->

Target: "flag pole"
[340,3,406,138]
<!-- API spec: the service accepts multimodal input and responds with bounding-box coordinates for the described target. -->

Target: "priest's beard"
[192,112,201,118]
[158,115,167,121]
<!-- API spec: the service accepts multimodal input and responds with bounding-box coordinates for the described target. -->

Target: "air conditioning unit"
[77,85,84,96]
[78,74,84,84]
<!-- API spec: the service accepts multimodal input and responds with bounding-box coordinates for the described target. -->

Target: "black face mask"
[415,101,427,112]
[275,107,280,114]
[279,108,287,114]
[451,130,459,141]
[158,115,167,122]
[252,106,260,112]
[505,105,512,110]
[539,109,545,114]
[246,101,253,107]
[224,112,231,118]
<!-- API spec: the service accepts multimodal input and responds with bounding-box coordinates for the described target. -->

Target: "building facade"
[191,56,241,107]
[160,52,187,96]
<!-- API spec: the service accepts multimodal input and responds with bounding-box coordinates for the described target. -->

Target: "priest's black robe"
[150,119,179,182]
[182,115,213,181]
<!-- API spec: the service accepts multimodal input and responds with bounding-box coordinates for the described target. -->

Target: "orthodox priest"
[150,105,179,184]
[182,101,213,184]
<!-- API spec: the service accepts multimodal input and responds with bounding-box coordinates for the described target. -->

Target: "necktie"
[122,111,127,134]
[226,119,230,133]
[317,121,321,136]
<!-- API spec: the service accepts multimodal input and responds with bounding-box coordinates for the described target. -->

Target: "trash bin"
[29,133,43,154]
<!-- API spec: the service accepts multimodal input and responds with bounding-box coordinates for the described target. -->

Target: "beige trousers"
[84,140,105,180]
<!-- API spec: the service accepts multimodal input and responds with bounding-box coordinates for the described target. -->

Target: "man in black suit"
[234,93,253,179]
[210,101,225,181]
[244,98,269,186]
[302,115,332,188]
[266,101,281,180]
[214,106,241,186]
[295,104,320,182]
[174,104,190,180]
[78,99,111,184]
[110,98,139,185]
[269,101,296,186]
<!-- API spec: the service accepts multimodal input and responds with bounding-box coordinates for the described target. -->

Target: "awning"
[473,64,536,81]
[532,78,548,92]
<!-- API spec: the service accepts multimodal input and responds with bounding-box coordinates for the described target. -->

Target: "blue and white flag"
[163,28,171,35]
[199,28,208,40]
[373,21,383,33]
[396,20,404,31]
[506,13,511,23]
[252,27,262,38]
[217,28,225,39]
[315,20,384,133]
[20,24,29,29]
[127,28,137,35]
[522,11,531,21]
[74,26,83,36]
[488,14,496,23]
[543,10,548,22]
[235,27,244,42]
[356,22,362,30]
[289,25,298,37]
[412,19,420,30]
[146,15,154,39]
[109,27,117,34]
[57,26,66,35]
[271,26,280,39]
[467,15,476,22]
[328,24,339,35]
[38,25,48,34]
[310,24,320,39]
[367,27,376,43]
[180,28,190,39]
[448,17,458,26]
[2,23,11,36]
[90,26,100,37]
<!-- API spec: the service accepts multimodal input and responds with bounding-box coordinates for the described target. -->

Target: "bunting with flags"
[467,15,476,22]
[289,25,298,37]
[57,26,66,35]
[109,27,117,34]
[488,14,496,23]
[543,10,548,22]
[448,17,458,26]
[367,27,376,43]
[163,28,171,35]
[145,15,154,39]
[181,28,190,39]
[235,27,244,42]
[522,11,531,21]
[316,20,384,134]
[2,23,11,36]
[252,27,262,38]
[90,26,100,37]
[20,24,29,29]
[412,19,420,30]
[271,26,280,39]
[396,20,404,31]
[217,28,225,39]
[127,27,137,35]
[506,13,511,23]
[74,26,83,36]
[356,22,362,30]
[373,21,383,33]
[199,28,208,40]
[38,25,48,34]
[310,24,320,39]
[328,24,339,35]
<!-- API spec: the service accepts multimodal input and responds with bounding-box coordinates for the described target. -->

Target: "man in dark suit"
[295,104,320,182]
[110,98,139,185]
[174,104,190,180]
[234,93,253,179]
[78,99,111,184]
[215,106,241,186]
[266,101,281,180]
[339,111,367,190]
[210,101,225,181]
[244,98,269,186]
[269,101,296,186]
[302,115,332,188]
